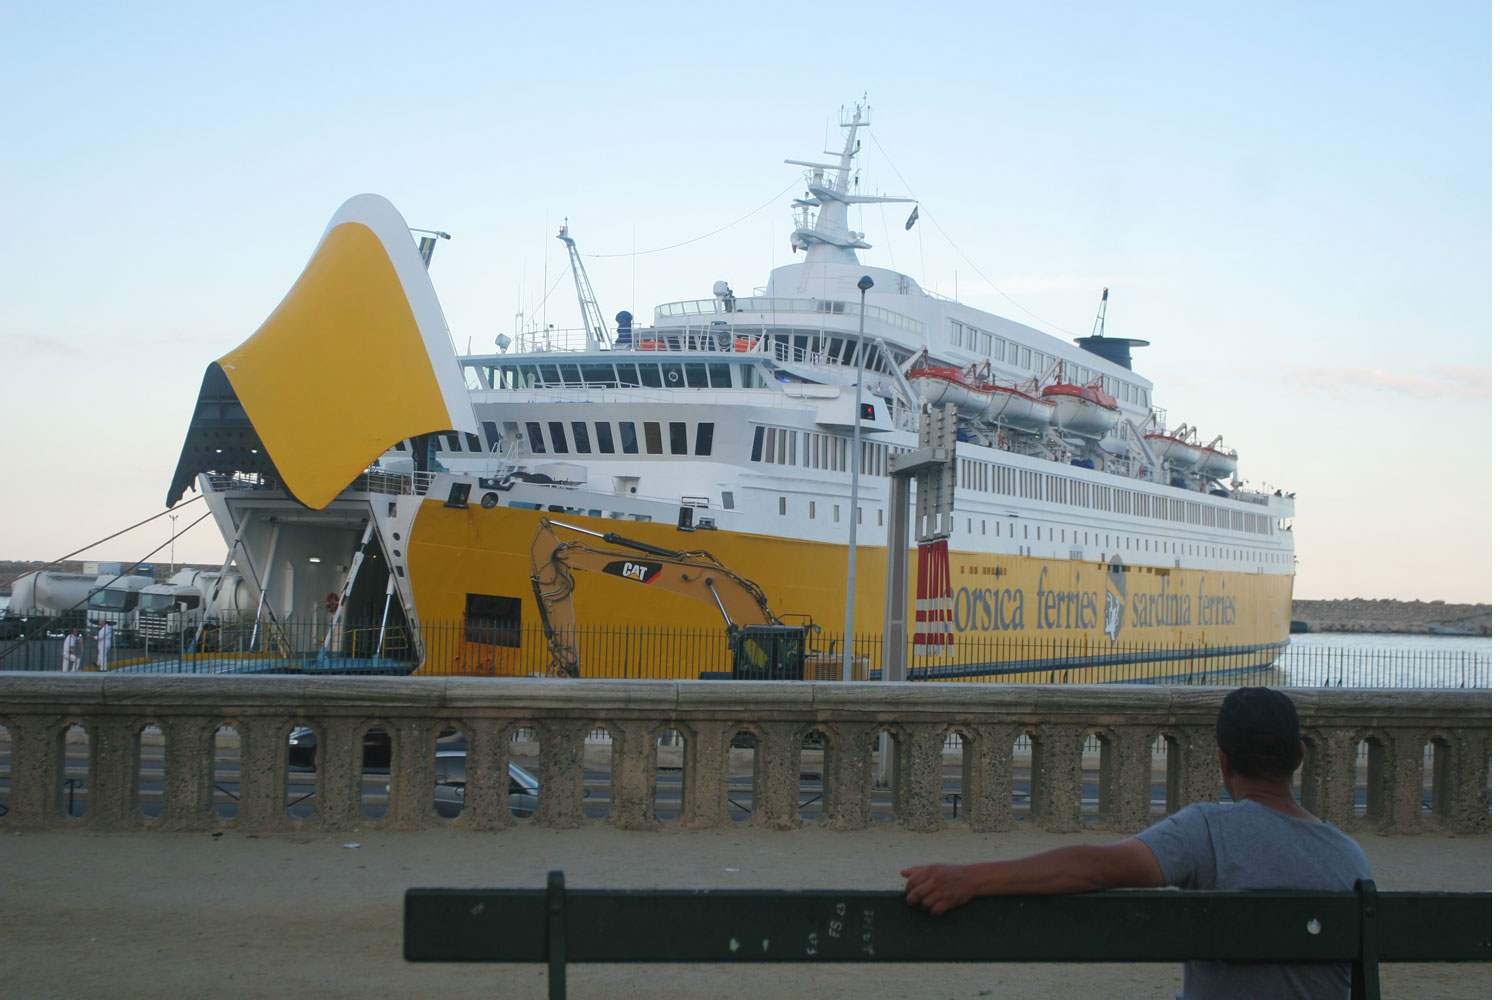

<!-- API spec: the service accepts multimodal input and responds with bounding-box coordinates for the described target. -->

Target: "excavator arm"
[529,518,787,677]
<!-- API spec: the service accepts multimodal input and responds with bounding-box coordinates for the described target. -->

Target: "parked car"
[286,726,461,771]
[432,751,539,819]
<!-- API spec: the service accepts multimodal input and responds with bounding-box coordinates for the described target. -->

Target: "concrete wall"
[0,675,1488,835]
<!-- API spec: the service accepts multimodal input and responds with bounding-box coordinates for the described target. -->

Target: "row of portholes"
[0,725,1452,826]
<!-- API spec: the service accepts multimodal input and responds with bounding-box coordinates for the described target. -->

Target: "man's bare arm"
[901,838,1166,916]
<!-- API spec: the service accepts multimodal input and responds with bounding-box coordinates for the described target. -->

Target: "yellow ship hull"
[404,499,1293,682]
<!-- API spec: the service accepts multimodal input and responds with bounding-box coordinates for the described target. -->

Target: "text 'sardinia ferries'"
[168,106,1295,681]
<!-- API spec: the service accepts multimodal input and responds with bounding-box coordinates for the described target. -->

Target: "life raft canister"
[325,593,339,614]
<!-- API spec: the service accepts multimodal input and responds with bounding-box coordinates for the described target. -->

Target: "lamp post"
[842,275,874,682]
[169,514,178,574]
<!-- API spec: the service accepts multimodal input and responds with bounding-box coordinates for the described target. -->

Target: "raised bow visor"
[166,195,478,510]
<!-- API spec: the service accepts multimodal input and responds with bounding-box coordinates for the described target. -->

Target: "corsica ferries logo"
[948,564,1235,645]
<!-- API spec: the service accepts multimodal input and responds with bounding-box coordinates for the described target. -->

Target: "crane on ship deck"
[556,222,611,351]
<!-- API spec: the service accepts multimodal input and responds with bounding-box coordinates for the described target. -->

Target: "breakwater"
[1294,598,1491,635]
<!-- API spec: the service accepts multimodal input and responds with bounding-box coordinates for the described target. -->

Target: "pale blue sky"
[1,1,1490,601]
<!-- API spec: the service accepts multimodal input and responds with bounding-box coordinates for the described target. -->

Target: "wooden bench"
[404,872,1489,1000]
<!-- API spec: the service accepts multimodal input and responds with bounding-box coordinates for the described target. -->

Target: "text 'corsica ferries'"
[169,105,1295,681]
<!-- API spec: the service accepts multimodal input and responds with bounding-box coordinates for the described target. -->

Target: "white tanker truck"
[1,571,100,638]
[136,569,256,648]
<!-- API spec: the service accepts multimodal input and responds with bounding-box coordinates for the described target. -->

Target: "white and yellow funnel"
[168,195,478,510]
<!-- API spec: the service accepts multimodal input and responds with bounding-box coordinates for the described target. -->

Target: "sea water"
[1271,632,1491,689]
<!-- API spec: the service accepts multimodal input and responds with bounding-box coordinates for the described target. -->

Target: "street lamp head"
[857,275,874,292]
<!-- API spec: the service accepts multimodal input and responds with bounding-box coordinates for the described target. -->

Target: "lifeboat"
[983,383,1055,431]
[1145,433,1203,470]
[1144,429,1239,481]
[1042,382,1118,437]
[908,364,992,417]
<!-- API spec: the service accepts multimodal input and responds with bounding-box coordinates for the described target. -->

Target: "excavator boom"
[528,519,807,679]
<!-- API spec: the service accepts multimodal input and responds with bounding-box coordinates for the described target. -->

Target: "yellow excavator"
[529,518,815,679]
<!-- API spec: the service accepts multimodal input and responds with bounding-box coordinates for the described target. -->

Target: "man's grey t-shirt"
[1136,800,1372,1000]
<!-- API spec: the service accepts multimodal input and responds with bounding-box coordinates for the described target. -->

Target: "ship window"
[538,364,561,384]
[465,433,482,452]
[640,365,663,388]
[809,501,816,518]
[834,505,840,523]
[619,422,639,454]
[464,593,521,648]
[684,363,709,388]
[661,363,684,387]
[644,422,663,454]
[786,430,796,465]
[801,432,811,466]
[481,422,500,451]
[518,365,539,387]
[669,422,688,455]
[571,422,592,454]
[779,497,786,515]
[559,363,583,385]
[393,440,407,452]
[695,423,714,456]
[722,491,734,510]
[751,426,764,462]
[615,362,641,386]
[595,421,615,454]
[444,432,462,452]
[708,364,732,388]
[580,362,615,385]
[526,422,546,453]
[547,422,569,454]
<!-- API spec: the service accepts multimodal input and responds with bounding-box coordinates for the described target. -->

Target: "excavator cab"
[728,625,808,681]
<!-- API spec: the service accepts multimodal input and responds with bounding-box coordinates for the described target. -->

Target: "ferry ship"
[167,105,1295,681]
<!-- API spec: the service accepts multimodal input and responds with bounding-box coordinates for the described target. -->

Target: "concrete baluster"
[1387,730,1428,833]
[679,722,730,830]
[607,721,660,831]
[235,716,295,831]
[893,724,945,832]
[1030,724,1085,832]
[458,718,515,831]
[85,715,139,831]
[158,718,215,831]
[311,717,360,830]
[1301,728,1358,827]
[1098,727,1155,832]
[821,723,873,831]
[3,716,60,830]
[1179,725,1221,807]
[385,717,436,830]
[959,724,1016,833]
[747,723,801,831]
[1447,728,1491,834]
[537,721,588,829]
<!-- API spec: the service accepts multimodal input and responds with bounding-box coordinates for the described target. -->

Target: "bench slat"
[405,885,1490,966]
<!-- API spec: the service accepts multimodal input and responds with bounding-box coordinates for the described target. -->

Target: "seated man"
[902,686,1371,999]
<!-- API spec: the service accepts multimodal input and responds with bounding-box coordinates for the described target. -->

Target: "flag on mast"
[905,205,919,230]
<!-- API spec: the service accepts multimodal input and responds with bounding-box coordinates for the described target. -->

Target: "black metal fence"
[0,616,1489,689]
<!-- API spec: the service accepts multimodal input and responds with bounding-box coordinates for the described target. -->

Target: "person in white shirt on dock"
[61,629,82,671]
[95,622,113,671]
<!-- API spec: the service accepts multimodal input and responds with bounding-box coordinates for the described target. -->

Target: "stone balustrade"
[0,675,1488,834]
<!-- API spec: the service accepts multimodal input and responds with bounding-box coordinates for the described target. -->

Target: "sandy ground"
[0,824,1489,1000]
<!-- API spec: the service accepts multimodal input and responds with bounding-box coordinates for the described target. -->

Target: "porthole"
[480,492,499,509]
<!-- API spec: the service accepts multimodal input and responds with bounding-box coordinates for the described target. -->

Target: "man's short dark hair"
[1216,687,1303,779]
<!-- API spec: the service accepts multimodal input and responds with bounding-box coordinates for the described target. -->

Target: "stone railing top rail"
[0,674,1489,726]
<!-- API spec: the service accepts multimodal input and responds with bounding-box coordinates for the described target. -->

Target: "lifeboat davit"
[1042,382,1118,437]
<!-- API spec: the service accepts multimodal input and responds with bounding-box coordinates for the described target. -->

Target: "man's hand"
[901,863,980,916]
